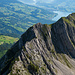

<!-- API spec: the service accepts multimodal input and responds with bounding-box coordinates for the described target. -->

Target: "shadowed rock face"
[0,13,75,75]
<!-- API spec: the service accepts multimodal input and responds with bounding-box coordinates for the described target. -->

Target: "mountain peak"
[0,13,75,75]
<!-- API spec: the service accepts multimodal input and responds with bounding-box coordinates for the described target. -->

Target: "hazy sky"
[18,0,55,4]
[34,0,54,3]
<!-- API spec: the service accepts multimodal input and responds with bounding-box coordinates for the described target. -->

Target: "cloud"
[36,0,54,3]
[33,0,36,1]
[33,0,36,3]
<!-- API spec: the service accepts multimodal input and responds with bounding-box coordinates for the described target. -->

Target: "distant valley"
[0,0,56,36]
[18,0,74,23]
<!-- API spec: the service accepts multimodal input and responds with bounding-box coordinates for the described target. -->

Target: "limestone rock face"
[0,13,75,75]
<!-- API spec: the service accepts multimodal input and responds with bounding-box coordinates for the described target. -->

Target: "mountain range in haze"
[18,0,75,12]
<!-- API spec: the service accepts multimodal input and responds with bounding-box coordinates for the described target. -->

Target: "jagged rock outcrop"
[0,13,75,75]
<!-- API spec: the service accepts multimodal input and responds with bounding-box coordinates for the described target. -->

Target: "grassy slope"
[0,35,18,58]
[0,35,18,45]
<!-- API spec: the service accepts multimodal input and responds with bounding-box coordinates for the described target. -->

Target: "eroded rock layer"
[0,13,75,75]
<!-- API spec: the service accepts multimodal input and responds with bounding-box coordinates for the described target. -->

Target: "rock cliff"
[0,13,75,75]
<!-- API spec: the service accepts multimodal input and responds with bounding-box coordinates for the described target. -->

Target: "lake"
[52,11,71,21]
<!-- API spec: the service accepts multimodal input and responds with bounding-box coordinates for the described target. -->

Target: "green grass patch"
[0,35,18,45]
[0,35,18,58]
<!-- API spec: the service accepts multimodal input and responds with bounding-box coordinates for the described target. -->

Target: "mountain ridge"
[0,13,75,75]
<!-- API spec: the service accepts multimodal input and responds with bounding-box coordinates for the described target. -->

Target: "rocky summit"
[0,13,75,75]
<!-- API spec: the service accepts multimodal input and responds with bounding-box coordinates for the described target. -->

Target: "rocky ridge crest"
[0,13,75,75]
